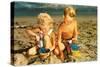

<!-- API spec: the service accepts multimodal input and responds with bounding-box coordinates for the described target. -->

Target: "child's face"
[65,15,73,22]
[37,13,53,34]
[40,23,50,34]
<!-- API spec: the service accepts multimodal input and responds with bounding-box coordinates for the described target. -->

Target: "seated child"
[55,7,78,61]
[26,13,55,56]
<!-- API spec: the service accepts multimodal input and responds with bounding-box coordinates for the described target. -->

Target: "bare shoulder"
[72,19,77,25]
[58,21,64,29]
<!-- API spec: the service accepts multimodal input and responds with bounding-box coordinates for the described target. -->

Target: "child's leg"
[53,46,65,62]
[53,46,60,56]
[65,43,72,55]
[59,51,65,62]
[62,42,73,62]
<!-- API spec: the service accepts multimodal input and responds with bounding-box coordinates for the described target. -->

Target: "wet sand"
[11,15,97,65]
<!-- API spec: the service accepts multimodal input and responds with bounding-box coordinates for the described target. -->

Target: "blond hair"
[37,13,54,29]
[64,7,76,17]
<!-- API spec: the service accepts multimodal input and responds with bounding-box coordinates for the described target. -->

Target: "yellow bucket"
[72,50,81,58]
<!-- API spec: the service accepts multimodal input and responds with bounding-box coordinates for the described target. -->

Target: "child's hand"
[72,38,77,41]
[35,35,40,41]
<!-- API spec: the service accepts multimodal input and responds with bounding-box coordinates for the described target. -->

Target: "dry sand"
[11,15,97,65]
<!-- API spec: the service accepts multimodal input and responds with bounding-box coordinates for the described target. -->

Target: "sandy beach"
[11,15,97,65]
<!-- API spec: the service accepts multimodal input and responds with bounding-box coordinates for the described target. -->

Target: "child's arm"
[26,28,41,41]
[26,30,37,36]
[58,26,65,51]
[72,21,78,41]
[58,28,62,44]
